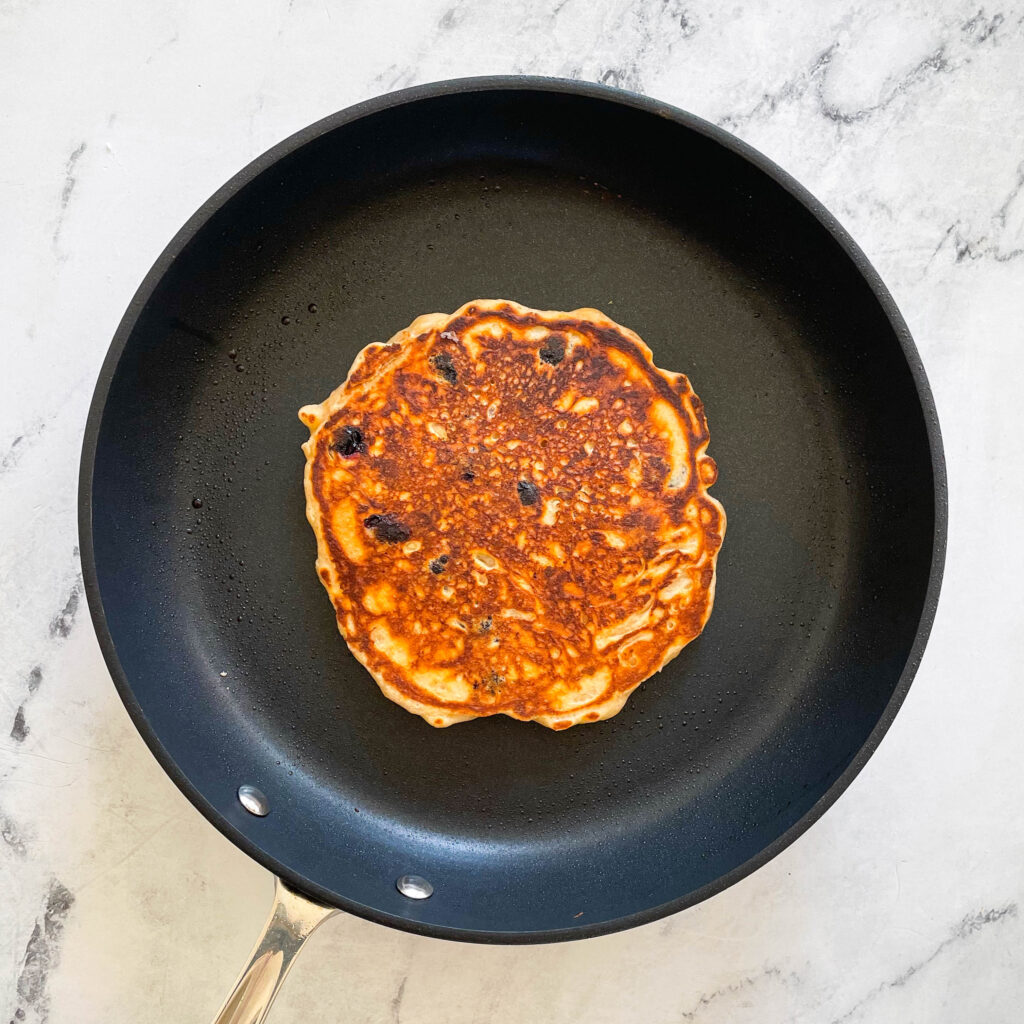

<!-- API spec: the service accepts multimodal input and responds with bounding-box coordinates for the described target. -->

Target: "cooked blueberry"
[429,557,447,574]
[331,425,367,457]
[479,617,492,632]
[363,513,410,543]
[539,335,566,365]
[429,352,458,385]
[517,480,540,505]
[472,670,503,693]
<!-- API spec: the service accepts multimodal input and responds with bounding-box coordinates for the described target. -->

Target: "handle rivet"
[396,874,433,899]
[237,784,270,816]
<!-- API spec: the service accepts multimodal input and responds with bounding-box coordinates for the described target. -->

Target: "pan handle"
[210,877,338,1024]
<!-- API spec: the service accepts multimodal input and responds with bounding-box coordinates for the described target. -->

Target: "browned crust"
[300,299,725,729]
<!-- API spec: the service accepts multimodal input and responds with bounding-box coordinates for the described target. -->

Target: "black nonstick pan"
[79,77,945,1022]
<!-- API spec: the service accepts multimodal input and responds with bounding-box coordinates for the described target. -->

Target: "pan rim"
[78,74,947,944]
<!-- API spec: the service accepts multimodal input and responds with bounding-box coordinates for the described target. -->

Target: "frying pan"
[79,77,945,1022]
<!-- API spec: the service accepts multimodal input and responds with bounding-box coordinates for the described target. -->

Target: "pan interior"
[88,86,937,939]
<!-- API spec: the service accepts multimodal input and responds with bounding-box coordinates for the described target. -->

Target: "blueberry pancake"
[300,299,725,729]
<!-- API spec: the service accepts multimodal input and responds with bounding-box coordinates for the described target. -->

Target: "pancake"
[299,299,725,729]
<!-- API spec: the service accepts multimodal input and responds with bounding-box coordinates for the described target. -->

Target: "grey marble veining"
[2,1,1023,1021]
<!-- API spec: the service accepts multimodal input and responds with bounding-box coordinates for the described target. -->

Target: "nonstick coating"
[80,78,944,942]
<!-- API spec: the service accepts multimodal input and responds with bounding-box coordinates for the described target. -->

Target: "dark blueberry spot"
[479,617,492,632]
[461,468,475,481]
[364,513,411,544]
[482,670,504,694]
[439,554,449,563]
[539,335,566,365]
[517,480,540,505]
[331,425,367,457]
[430,352,458,385]
[429,557,447,574]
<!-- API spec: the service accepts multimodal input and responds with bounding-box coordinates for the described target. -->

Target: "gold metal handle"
[210,877,338,1024]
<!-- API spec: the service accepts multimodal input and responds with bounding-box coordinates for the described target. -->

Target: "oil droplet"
[192,497,203,509]
[281,315,291,325]
[308,303,318,313]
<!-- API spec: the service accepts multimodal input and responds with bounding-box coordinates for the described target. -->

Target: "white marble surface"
[2,1,1023,1021]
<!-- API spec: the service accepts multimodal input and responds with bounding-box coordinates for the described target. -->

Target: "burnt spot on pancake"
[539,334,566,365]
[517,480,540,505]
[429,555,449,574]
[331,425,367,457]
[429,352,458,385]
[364,513,411,544]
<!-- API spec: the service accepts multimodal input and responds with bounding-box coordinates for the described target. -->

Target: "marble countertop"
[2,1,1023,1021]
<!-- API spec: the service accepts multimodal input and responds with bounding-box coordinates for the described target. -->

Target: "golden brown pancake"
[300,299,725,729]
